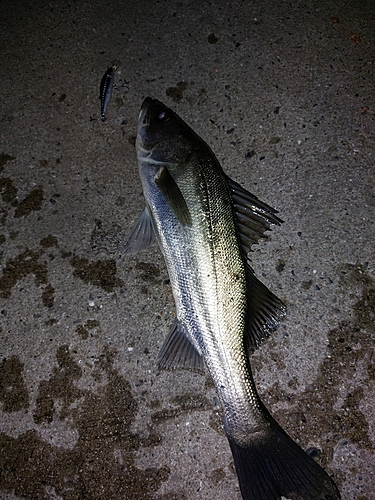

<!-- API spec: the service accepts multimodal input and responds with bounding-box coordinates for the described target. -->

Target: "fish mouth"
[138,97,153,125]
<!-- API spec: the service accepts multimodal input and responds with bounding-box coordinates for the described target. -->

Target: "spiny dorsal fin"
[227,176,283,256]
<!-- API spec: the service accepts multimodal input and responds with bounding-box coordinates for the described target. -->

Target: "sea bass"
[122,97,340,500]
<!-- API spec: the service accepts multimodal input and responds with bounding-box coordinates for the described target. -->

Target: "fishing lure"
[100,59,120,121]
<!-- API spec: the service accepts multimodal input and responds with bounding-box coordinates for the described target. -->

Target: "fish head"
[136,98,202,174]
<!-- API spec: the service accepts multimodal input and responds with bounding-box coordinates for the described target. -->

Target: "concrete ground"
[1,0,374,498]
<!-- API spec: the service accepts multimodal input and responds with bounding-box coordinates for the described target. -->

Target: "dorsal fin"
[227,176,283,256]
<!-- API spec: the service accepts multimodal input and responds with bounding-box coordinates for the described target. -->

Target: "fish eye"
[157,110,170,122]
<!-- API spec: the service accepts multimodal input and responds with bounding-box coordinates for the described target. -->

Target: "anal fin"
[244,260,286,353]
[157,318,205,373]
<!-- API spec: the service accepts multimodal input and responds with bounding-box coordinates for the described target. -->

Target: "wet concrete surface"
[0,0,374,498]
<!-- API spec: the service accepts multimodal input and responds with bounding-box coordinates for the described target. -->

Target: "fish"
[99,59,120,121]
[121,97,341,500]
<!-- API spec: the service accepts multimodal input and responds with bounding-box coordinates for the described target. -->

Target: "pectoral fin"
[119,205,156,255]
[155,167,192,226]
[157,318,205,373]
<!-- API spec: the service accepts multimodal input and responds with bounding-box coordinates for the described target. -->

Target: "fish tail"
[226,414,340,500]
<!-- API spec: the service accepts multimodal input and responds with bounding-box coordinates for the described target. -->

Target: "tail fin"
[226,415,340,500]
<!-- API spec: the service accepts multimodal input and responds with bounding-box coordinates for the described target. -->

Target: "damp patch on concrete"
[135,261,161,281]
[0,347,170,499]
[14,187,44,218]
[0,153,16,173]
[0,170,44,228]
[133,260,163,295]
[33,345,82,424]
[0,152,17,225]
[0,251,55,311]
[75,319,101,340]
[0,356,29,412]
[41,283,55,308]
[40,235,59,248]
[0,177,18,205]
[166,81,188,102]
[70,256,124,292]
[0,249,47,299]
